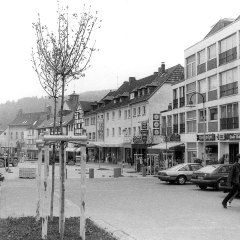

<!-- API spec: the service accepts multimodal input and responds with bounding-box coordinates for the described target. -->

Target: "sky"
[0,0,239,104]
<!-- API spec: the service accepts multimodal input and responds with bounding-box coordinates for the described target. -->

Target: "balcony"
[180,123,185,133]
[220,81,238,98]
[219,47,237,66]
[197,63,206,75]
[220,117,239,130]
[207,58,217,71]
[173,124,178,133]
[179,97,185,107]
[173,99,178,109]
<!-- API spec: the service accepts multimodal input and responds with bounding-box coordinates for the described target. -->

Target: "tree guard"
[36,135,88,240]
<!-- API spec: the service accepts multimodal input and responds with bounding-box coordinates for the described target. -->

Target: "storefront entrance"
[229,144,239,164]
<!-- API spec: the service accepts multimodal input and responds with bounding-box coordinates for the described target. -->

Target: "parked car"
[191,164,232,190]
[158,163,203,185]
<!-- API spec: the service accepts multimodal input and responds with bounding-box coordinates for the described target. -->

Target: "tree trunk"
[59,76,66,239]
[50,97,57,221]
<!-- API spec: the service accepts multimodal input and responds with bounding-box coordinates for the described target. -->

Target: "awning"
[87,142,126,148]
[148,142,184,150]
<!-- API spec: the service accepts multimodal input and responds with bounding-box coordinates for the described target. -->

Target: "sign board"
[153,114,160,120]
[141,121,148,130]
[153,129,160,135]
[141,129,149,135]
[197,134,215,141]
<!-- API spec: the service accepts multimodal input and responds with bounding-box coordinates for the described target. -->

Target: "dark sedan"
[191,164,232,190]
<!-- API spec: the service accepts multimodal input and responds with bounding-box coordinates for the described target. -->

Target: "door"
[229,144,239,164]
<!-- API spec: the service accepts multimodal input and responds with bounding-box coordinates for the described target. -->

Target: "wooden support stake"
[36,147,42,221]
[42,144,49,239]
[80,146,86,240]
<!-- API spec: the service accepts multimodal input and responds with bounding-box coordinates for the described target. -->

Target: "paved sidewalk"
[0,161,155,180]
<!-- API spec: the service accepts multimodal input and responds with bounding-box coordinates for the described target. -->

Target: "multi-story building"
[82,63,184,163]
[161,17,240,165]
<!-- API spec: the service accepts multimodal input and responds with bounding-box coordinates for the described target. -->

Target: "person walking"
[222,153,240,208]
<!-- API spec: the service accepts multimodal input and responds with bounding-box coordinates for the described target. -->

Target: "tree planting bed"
[0,217,117,240]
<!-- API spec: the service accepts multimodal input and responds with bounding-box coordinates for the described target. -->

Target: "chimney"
[129,77,136,85]
[159,62,165,75]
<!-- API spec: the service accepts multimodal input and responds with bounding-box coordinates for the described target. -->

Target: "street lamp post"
[188,92,206,166]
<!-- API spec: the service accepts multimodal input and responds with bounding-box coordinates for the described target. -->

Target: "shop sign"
[141,129,149,135]
[197,134,215,141]
[141,121,148,130]
[225,133,240,140]
[153,129,160,135]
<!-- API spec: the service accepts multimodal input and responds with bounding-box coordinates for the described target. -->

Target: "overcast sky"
[0,0,239,104]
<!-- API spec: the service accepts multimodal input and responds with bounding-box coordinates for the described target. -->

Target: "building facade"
[161,17,240,164]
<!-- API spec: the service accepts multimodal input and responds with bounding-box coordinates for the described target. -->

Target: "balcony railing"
[180,123,185,133]
[220,117,239,130]
[173,124,178,133]
[219,47,237,66]
[173,99,178,109]
[220,81,238,98]
[179,97,185,107]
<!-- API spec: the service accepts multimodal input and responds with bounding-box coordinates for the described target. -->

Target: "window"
[107,128,109,137]
[16,132,18,139]
[220,34,236,53]
[138,126,141,134]
[112,111,115,120]
[112,128,115,137]
[186,110,196,133]
[133,108,136,117]
[133,127,136,136]
[186,55,196,78]
[142,106,146,115]
[173,89,178,99]
[208,75,217,91]
[128,109,131,118]
[124,110,127,119]
[220,68,237,85]
[118,127,121,136]
[208,44,216,60]
[118,110,121,118]
[138,107,141,116]
[209,108,218,121]
[198,79,206,93]
[142,89,145,96]
[130,93,134,100]
[220,103,239,130]
[92,132,96,140]
[128,127,131,136]
[198,49,205,64]
[107,113,109,121]
[91,117,95,125]
[199,109,207,122]
[179,165,190,171]
[89,133,92,140]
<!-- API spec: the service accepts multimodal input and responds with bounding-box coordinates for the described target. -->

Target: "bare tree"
[32,2,100,239]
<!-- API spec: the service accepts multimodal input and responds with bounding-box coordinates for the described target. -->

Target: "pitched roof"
[9,112,47,129]
[85,64,184,116]
[204,18,235,39]
[37,113,74,129]
[78,101,94,112]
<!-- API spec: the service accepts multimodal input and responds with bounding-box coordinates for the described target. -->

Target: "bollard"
[89,168,94,178]
[114,168,121,178]
[142,167,146,177]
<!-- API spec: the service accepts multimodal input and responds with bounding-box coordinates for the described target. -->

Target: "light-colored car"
[158,163,203,185]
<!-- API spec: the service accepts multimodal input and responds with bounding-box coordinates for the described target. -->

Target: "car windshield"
[167,164,185,171]
[197,165,217,173]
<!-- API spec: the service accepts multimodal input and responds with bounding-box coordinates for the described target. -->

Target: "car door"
[178,165,192,180]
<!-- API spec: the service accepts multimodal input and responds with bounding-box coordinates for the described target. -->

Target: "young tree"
[32,3,100,239]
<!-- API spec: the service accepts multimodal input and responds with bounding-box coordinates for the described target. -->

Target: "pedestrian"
[222,153,240,208]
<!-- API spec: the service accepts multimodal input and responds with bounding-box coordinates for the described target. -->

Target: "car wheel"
[176,175,186,185]
[199,185,207,190]
[12,159,18,167]
[0,160,4,168]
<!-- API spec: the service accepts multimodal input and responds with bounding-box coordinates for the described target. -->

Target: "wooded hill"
[0,89,110,130]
